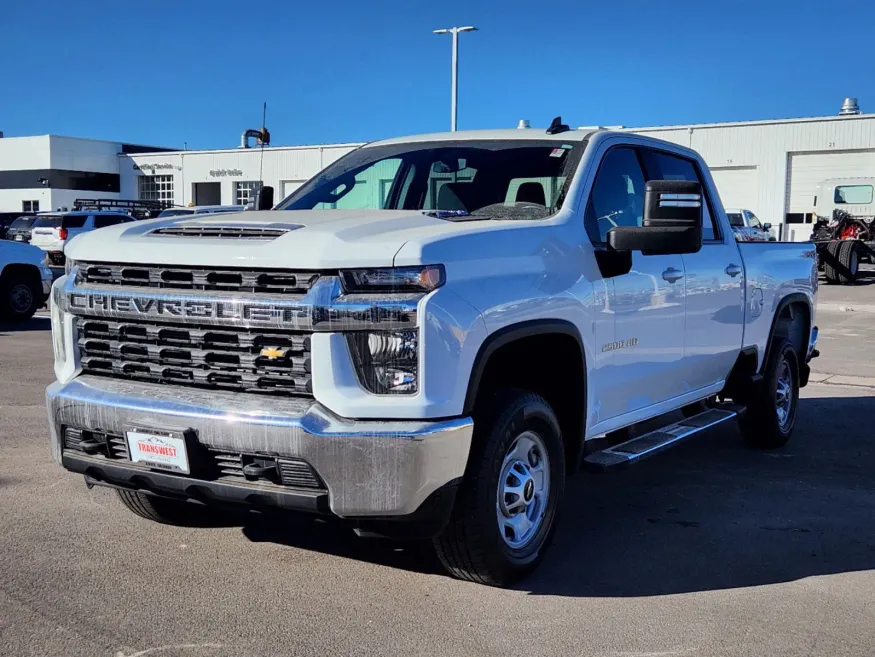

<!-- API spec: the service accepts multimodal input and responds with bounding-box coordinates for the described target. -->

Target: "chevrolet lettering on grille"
[62,278,419,331]
[68,292,303,324]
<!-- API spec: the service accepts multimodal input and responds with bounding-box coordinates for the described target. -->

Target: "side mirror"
[607,180,703,255]
[763,222,772,231]
[254,185,274,210]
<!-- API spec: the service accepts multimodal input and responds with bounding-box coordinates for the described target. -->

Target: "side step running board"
[584,406,742,471]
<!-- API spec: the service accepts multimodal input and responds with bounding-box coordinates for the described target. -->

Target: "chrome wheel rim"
[775,359,794,429]
[850,249,859,275]
[496,430,550,550]
[10,283,33,314]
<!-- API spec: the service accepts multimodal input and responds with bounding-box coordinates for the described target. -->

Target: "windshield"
[276,140,584,220]
[726,212,744,227]
[9,216,36,229]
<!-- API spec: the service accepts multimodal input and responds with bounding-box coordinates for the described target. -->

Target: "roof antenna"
[546,116,570,135]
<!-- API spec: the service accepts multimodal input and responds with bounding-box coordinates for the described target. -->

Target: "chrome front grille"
[78,261,319,294]
[77,317,313,396]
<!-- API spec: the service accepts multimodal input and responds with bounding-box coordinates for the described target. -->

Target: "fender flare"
[462,318,587,416]
[761,292,813,373]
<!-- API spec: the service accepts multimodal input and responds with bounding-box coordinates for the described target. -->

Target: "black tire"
[0,270,41,322]
[822,241,842,284]
[836,240,860,285]
[738,339,799,449]
[433,390,566,586]
[116,489,218,526]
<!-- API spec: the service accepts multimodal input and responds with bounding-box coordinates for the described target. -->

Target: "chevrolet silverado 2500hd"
[47,127,818,586]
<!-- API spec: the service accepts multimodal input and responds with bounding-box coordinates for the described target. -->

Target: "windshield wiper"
[423,210,470,218]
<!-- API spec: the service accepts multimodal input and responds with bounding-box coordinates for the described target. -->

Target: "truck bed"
[738,241,818,369]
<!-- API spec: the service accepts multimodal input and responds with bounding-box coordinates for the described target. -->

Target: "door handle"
[662,267,684,283]
[725,264,743,277]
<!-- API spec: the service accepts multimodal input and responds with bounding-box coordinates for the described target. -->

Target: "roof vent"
[517,119,530,129]
[840,97,861,115]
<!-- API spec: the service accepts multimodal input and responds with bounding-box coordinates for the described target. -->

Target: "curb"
[817,302,875,314]
[809,372,875,389]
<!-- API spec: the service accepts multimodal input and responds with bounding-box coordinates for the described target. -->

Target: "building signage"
[133,163,178,172]
[209,169,244,178]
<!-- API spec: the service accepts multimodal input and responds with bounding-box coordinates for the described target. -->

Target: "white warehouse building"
[2,102,874,241]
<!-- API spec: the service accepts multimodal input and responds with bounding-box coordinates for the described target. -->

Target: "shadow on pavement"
[0,316,51,334]
[238,393,875,595]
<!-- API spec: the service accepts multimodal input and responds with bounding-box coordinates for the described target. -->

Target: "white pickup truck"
[46,126,818,586]
[0,240,54,321]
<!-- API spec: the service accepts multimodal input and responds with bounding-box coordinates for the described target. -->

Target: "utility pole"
[433,26,478,131]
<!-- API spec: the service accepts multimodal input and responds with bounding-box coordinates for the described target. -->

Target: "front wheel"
[0,273,41,322]
[116,489,219,526]
[433,390,565,586]
[738,339,799,449]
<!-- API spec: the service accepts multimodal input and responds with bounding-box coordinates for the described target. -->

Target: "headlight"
[65,257,77,276]
[51,281,67,365]
[347,330,418,394]
[340,265,444,294]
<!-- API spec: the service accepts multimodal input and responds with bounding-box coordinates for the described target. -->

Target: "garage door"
[281,180,306,199]
[709,166,759,211]
[786,150,875,213]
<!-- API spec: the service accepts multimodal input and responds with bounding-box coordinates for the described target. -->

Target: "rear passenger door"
[584,146,687,422]
[639,147,744,394]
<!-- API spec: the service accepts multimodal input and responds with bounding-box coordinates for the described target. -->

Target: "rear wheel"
[0,271,41,321]
[433,390,565,586]
[738,339,799,449]
[837,240,860,284]
[116,490,219,526]
[822,241,842,283]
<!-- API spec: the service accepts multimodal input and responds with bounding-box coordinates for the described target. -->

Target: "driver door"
[584,146,687,423]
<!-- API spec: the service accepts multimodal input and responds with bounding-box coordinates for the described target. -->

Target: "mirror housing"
[763,222,772,231]
[607,180,703,255]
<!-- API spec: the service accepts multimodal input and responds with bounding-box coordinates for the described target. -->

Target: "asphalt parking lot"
[2,276,875,657]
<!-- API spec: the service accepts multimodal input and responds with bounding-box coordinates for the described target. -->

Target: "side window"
[62,215,87,229]
[584,148,646,244]
[835,185,873,205]
[745,211,762,229]
[639,149,720,241]
[94,215,124,228]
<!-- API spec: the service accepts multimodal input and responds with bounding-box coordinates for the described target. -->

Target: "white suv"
[30,212,135,265]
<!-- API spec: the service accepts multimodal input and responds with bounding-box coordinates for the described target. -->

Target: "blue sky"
[2,0,873,149]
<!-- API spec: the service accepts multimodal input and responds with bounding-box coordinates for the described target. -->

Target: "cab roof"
[365,127,598,148]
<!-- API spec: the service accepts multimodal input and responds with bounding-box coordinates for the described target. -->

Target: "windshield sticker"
[549,148,566,158]
[561,144,574,149]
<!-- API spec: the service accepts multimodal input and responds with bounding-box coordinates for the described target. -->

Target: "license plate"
[126,430,190,474]
[14,235,23,241]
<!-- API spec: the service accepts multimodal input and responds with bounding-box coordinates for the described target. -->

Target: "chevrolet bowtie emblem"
[260,346,288,360]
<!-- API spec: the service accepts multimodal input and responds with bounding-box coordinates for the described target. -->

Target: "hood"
[64,209,484,269]
[0,239,50,268]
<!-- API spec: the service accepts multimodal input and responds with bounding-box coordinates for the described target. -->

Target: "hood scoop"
[149,221,303,241]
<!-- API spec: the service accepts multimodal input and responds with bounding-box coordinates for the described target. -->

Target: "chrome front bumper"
[47,376,473,517]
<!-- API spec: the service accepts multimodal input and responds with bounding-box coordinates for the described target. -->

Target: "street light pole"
[433,26,478,131]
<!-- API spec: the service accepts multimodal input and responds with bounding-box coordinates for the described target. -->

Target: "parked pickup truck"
[46,126,819,586]
[0,239,54,320]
